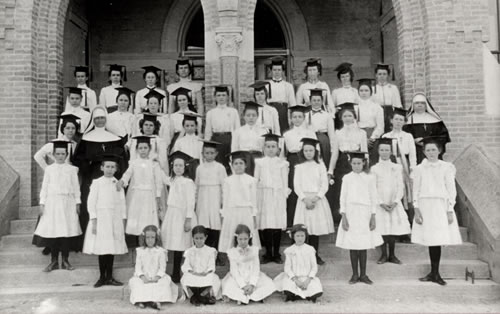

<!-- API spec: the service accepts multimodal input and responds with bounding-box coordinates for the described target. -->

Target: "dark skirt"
[331,152,351,223]
[286,152,303,228]
[316,132,336,215]
[269,102,289,134]
[125,234,140,248]
[168,132,181,154]
[211,132,232,174]
[245,151,263,176]
[33,235,78,251]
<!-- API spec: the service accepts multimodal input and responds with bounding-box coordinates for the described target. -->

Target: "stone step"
[19,206,40,220]
[0,279,498,308]
[0,259,489,287]
[0,251,134,267]
[0,234,480,261]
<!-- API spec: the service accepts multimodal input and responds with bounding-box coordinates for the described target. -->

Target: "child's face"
[255,90,267,103]
[350,158,365,173]
[117,94,129,112]
[378,144,392,160]
[244,109,258,125]
[145,73,157,86]
[291,112,305,127]
[424,143,440,161]
[376,69,388,83]
[144,230,156,248]
[137,142,151,158]
[75,71,88,85]
[236,232,250,248]
[94,116,106,128]
[263,141,279,157]
[202,147,218,162]
[173,159,186,176]
[101,161,118,177]
[53,148,67,163]
[358,85,371,99]
[183,120,197,135]
[193,232,207,248]
[232,158,246,174]
[391,114,405,130]
[68,93,82,107]
[62,122,77,139]
[341,110,355,126]
[302,144,316,161]
[310,96,322,109]
[294,231,306,245]
[340,72,351,86]
[215,92,228,105]
[110,70,122,84]
[177,95,189,110]
[148,98,160,113]
[142,120,155,136]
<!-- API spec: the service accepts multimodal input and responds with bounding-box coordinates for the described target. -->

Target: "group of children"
[32,56,460,309]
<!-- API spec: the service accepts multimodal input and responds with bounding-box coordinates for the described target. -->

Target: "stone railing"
[0,155,20,236]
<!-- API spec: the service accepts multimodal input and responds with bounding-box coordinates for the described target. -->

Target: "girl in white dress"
[34,140,81,272]
[256,133,289,264]
[117,136,163,248]
[82,154,128,288]
[332,62,359,106]
[195,141,227,263]
[181,225,221,306]
[161,150,197,283]
[412,139,462,286]
[336,152,383,285]
[218,152,261,253]
[370,138,411,264]
[172,113,203,180]
[129,225,177,310]
[222,224,275,304]
[99,64,125,113]
[274,224,323,302]
[293,138,335,265]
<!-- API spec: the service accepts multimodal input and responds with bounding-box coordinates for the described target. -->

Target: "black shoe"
[285,292,297,302]
[94,278,105,288]
[105,278,123,286]
[359,275,373,285]
[216,255,225,266]
[419,272,435,282]
[316,255,325,266]
[190,295,201,306]
[388,256,402,264]
[203,296,216,305]
[148,302,161,310]
[433,274,447,286]
[306,296,317,303]
[348,275,359,284]
[43,261,59,272]
[61,259,75,270]
[273,255,283,264]
[261,255,273,264]
[42,247,51,256]
[377,256,388,264]
[400,235,411,243]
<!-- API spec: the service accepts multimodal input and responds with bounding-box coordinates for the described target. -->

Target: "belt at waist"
[212,132,231,136]
[269,102,288,105]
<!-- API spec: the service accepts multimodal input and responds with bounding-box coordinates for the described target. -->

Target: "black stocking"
[429,246,441,275]
[272,229,281,257]
[349,250,359,277]
[387,236,396,257]
[359,250,367,277]
[172,251,183,283]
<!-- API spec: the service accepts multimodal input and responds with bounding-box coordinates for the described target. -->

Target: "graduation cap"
[309,88,325,99]
[249,81,271,98]
[377,138,394,147]
[200,140,221,149]
[227,150,250,162]
[176,57,191,66]
[392,107,407,118]
[181,112,202,122]
[288,105,311,114]
[51,139,71,150]
[357,78,375,88]
[59,113,80,124]
[422,136,448,147]
[336,102,357,113]
[142,113,158,123]
[107,64,127,81]
[141,65,162,76]
[374,63,395,80]
[98,153,122,163]
[303,58,321,67]
[65,86,83,96]
[346,151,368,160]
[300,137,320,147]
[73,65,90,76]
[171,87,192,98]
[115,87,134,97]
[169,150,193,163]
[262,133,282,143]
[213,84,231,93]
[334,62,354,79]
[242,101,263,112]
[133,135,152,145]
[269,56,286,67]
[144,89,165,101]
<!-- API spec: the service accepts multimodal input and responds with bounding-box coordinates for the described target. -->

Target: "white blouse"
[134,247,167,279]
[332,86,359,106]
[294,161,329,200]
[296,81,334,114]
[134,86,167,114]
[39,163,81,205]
[283,126,318,153]
[127,136,168,173]
[357,99,384,139]
[181,245,217,274]
[87,176,127,219]
[107,111,135,138]
[412,159,456,211]
[382,130,417,170]
[222,174,258,216]
[227,246,260,287]
[257,104,281,135]
[231,124,267,152]
[99,84,121,108]
[335,125,368,152]
[283,244,318,278]
[267,80,296,105]
[195,161,227,186]
[120,158,164,197]
[255,156,289,190]
[305,109,336,152]
[372,83,402,107]
[166,176,196,217]
[205,105,241,140]
[340,172,378,213]
[370,160,404,205]
[172,133,203,160]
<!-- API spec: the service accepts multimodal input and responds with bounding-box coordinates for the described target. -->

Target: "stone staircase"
[0,205,499,311]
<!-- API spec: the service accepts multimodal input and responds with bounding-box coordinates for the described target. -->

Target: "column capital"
[215,27,243,56]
